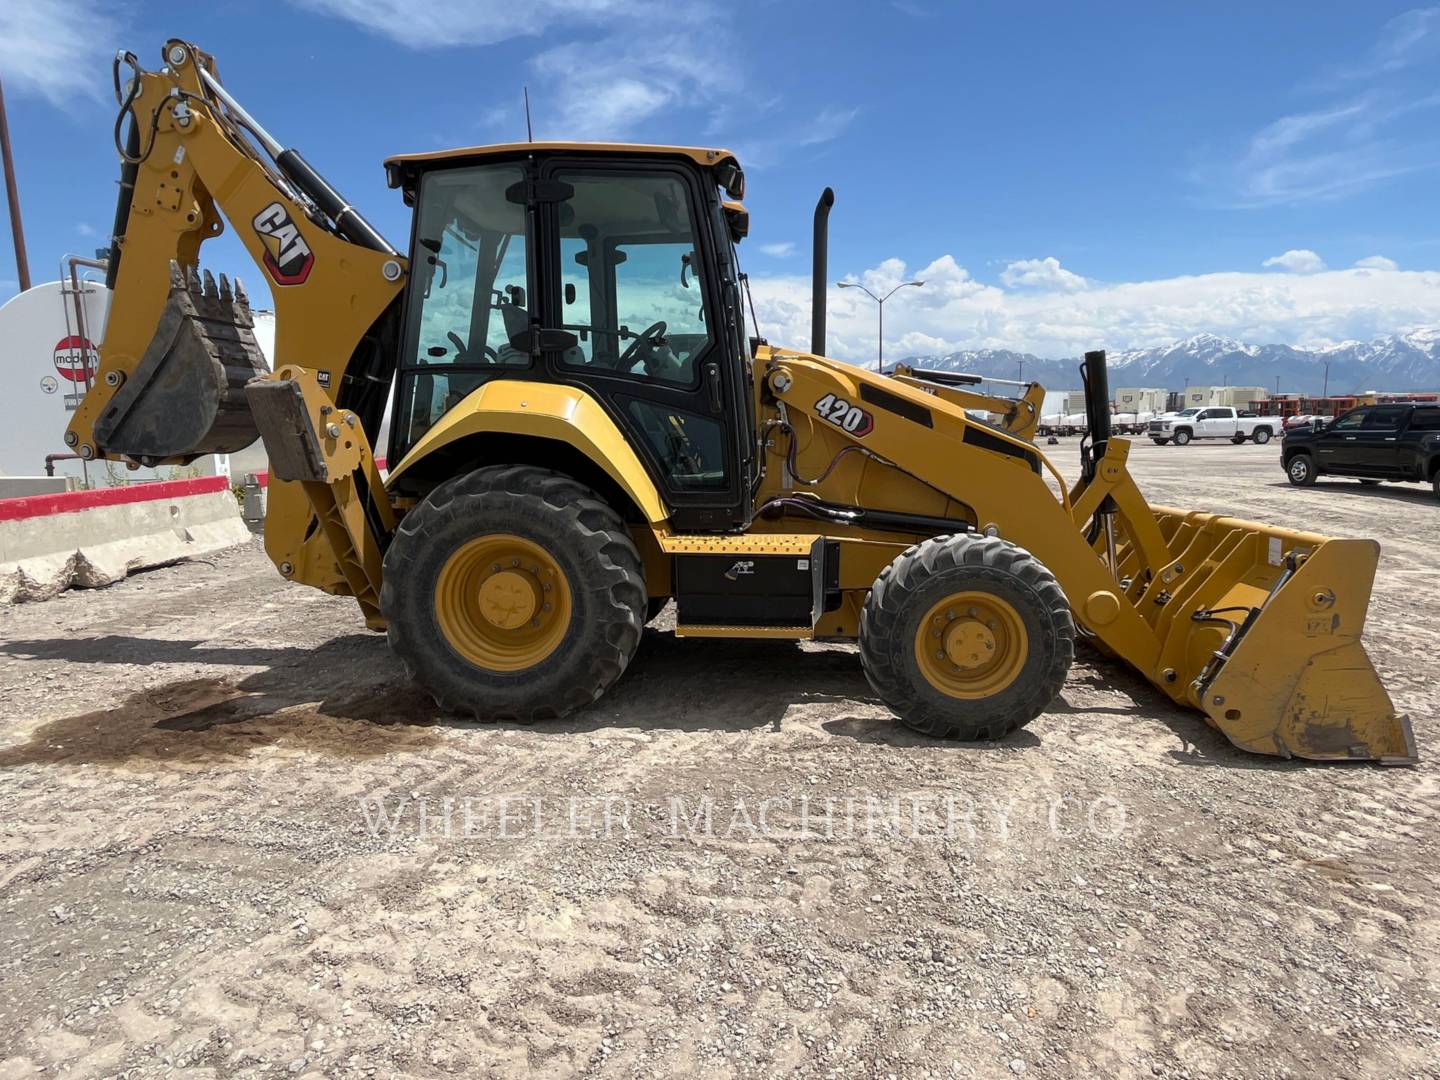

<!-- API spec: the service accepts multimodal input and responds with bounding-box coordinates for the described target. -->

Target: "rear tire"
[1231,435,1246,444]
[1252,427,1272,444]
[860,534,1074,741]
[1286,454,1317,487]
[1358,479,1381,486]
[1433,473,1440,501]
[1151,438,1169,446]
[1173,429,1192,446]
[380,465,646,722]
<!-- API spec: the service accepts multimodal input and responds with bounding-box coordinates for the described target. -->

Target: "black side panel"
[675,540,825,626]
[963,424,1041,474]
[860,383,933,427]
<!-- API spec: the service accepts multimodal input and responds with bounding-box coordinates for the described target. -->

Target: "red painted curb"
[0,475,231,522]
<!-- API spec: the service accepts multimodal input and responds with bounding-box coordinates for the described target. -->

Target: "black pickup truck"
[1282,402,1440,499]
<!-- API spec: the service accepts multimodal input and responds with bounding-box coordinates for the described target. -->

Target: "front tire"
[860,535,1074,741]
[1252,427,1272,445]
[1173,429,1192,446]
[1286,454,1317,487]
[1151,438,1169,446]
[380,465,646,722]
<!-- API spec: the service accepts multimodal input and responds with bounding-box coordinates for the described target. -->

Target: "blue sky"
[4,1,1440,360]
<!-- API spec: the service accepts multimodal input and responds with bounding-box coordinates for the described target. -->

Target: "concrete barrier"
[0,475,252,602]
[0,476,75,499]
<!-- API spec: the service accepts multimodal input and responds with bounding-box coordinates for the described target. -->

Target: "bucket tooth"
[202,268,218,297]
[233,277,249,306]
[186,264,203,293]
[218,272,232,300]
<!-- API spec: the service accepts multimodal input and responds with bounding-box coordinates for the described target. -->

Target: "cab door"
[1313,407,1368,473]
[534,160,750,531]
[1352,405,1411,475]
[389,161,535,464]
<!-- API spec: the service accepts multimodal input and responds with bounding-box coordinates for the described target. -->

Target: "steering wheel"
[618,320,667,371]
[447,331,500,364]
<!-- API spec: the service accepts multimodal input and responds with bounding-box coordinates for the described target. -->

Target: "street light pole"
[837,279,924,373]
[0,76,31,293]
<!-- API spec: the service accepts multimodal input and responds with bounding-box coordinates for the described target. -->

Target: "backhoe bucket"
[92,264,269,463]
[1140,508,1416,763]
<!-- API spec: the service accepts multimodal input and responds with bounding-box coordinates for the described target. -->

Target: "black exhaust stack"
[1080,349,1113,482]
[811,187,834,355]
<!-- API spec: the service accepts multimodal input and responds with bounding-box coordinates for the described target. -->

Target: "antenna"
[523,86,533,142]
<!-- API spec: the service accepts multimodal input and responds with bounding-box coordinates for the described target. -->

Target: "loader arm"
[67,41,407,608]
[761,349,1415,763]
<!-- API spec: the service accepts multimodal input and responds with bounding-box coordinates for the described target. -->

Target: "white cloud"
[75,222,98,238]
[796,106,860,147]
[293,0,747,142]
[1206,10,1440,206]
[1354,254,1399,270]
[1000,256,1088,291]
[746,253,1440,362]
[0,1,121,107]
[758,242,796,258]
[1352,6,1440,79]
[290,0,641,49]
[1262,249,1327,274]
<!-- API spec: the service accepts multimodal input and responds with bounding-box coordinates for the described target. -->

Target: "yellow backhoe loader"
[66,41,1416,762]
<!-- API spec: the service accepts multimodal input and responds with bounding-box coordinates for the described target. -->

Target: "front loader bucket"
[92,264,269,463]
[1139,508,1416,763]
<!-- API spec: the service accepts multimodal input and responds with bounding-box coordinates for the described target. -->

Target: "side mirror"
[564,282,577,305]
[722,201,749,242]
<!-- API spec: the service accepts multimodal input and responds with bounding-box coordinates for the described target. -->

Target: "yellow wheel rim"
[913,590,1029,699]
[434,533,572,672]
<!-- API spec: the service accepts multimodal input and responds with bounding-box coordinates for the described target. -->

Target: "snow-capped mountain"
[895,330,1440,394]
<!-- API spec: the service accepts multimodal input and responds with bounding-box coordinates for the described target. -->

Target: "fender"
[387,380,669,524]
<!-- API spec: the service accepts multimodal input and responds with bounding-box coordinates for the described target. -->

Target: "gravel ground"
[0,438,1436,1079]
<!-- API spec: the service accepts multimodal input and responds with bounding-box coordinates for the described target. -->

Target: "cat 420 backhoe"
[66,41,1416,763]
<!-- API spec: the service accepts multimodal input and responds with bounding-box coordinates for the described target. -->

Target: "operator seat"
[495,292,587,367]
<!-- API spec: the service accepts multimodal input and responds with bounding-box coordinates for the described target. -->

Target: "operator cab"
[384,143,756,530]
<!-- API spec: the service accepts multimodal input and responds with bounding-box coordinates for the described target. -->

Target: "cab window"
[1330,409,1367,431]
[396,163,530,451]
[1410,408,1440,431]
[1362,406,1409,430]
[554,171,712,388]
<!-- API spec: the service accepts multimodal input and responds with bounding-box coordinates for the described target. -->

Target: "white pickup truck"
[1148,407,1278,446]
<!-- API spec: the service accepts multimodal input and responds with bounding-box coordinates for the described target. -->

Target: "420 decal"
[813,393,874,437]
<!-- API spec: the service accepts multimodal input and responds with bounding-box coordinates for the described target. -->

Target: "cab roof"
[384,141,739,188]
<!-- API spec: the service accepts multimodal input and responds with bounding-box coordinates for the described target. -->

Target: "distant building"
[1114,387,1166,413]
[1182,385,1268,409]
